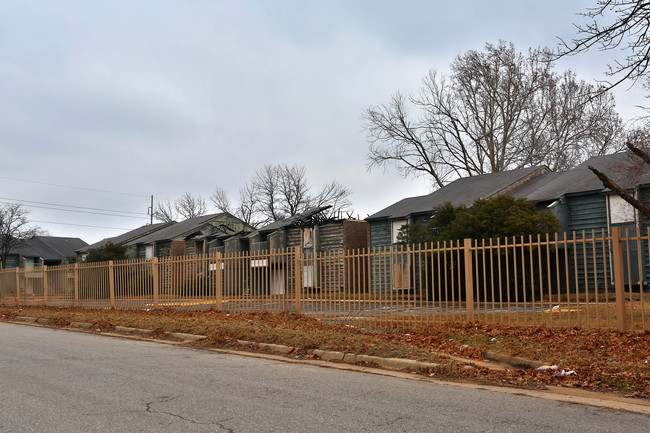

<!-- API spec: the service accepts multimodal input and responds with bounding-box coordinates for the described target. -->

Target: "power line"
[31,220,133,230]
[0,197,146,216]
[0,201,150,219]
[0,175,150,198]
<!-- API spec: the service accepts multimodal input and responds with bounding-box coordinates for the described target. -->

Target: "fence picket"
[1,230,648,332]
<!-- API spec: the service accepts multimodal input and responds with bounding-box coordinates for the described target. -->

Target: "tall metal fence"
[1,227,648,331]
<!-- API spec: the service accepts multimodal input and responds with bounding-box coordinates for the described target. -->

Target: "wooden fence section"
[1,228,648,331]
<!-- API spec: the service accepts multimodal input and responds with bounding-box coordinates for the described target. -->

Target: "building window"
[391,219,407,244]
[609,195,635,224]
[145,245,153,260]
[302,227,313,248]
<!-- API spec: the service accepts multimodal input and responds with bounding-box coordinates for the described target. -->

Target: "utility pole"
[147,195,154,224]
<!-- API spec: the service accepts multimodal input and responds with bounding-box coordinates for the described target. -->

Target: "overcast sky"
[1,0,647,245]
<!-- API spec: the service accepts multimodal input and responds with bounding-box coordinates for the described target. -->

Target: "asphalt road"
[0,322,647,433]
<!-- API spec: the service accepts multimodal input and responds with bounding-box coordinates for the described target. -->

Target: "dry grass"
[1,305,648,398]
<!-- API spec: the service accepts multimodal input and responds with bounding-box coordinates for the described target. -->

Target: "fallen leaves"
[0,305,648,397]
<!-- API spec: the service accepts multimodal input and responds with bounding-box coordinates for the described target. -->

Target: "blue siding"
[568,193,607,233]
[369,220,391,249]
[369,220,392,293]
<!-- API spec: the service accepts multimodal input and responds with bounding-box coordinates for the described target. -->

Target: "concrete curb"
[114,326,154,337]
[237,340,295,354]
[10,316,533,373]
[485,350,546,369]
[11,316,539,372]
[309,349,344,361]
[343,353,440,371]
[5,318,649,414]
[69,322,94,329]
[303,349,440,371]
[164,331,207,342]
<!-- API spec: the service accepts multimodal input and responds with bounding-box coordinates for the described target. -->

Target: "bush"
[85,242,128,262]
[398,196,560,244]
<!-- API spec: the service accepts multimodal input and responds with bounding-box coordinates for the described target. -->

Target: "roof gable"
[126,214,233,245]
[367,166,548,220]
[77,222,174,253]
[511,152,650,202]
[7,236,87,261]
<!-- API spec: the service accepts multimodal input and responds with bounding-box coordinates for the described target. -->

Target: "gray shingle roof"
[77,222,174,253]
[367,166,548,221]
[9,236,87,261]
[38,236,88,257]
[511,152,650,203]
[9,239,60,261]
[125,214,225,246]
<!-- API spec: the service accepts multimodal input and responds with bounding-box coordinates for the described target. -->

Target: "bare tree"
[213,164,354,227]
[237,183,262,227]
[312,180,353,219]
[364,41,623,187]
[175,192,208,219]
[250,164,313,224]
[523,70,624,171]
[0,203,42,268]
[153,200,178,223]
[558,1,650,90]
[277,164,310,217]
[210,187,232,214]
[252,164,284,223]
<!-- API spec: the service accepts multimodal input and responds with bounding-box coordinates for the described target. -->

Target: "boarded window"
[391,219,407,244]
[609,195,636,224]
[302,228,313,248]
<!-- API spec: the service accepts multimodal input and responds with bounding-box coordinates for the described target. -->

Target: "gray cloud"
[0,0,645,243]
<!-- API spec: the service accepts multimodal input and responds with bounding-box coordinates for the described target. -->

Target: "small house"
[76,222,174,262]
[125,213,253,259]
[3,236,87,269]
[366,166,549,293]
[236,207,369,295]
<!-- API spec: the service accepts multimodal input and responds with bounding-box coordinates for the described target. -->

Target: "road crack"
[145,395,234,432]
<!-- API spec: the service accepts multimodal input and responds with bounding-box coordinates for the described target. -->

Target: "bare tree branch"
[252,164,284,223]
[153,200,178,223]
[278,164,310,217]
[210,187,232,214]
[237,182,262,228]
[627,140,650,163]
[0,203,42,268]
[364,41,623,187]
[557,1,650,90]
[209,164,355,227]
[589,164,650,218]
[312,180,353,219]
[175,192,208,219]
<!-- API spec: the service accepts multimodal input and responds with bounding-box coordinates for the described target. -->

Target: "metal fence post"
[74,263,79,307]
[611,227,627,332]
[294,246,302,315]
[215,253,223,311]
[464,238,475,322]
[152,257,159,308]
[43,265,48,306]
[109,261,115,309]
[15,268,20,306]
